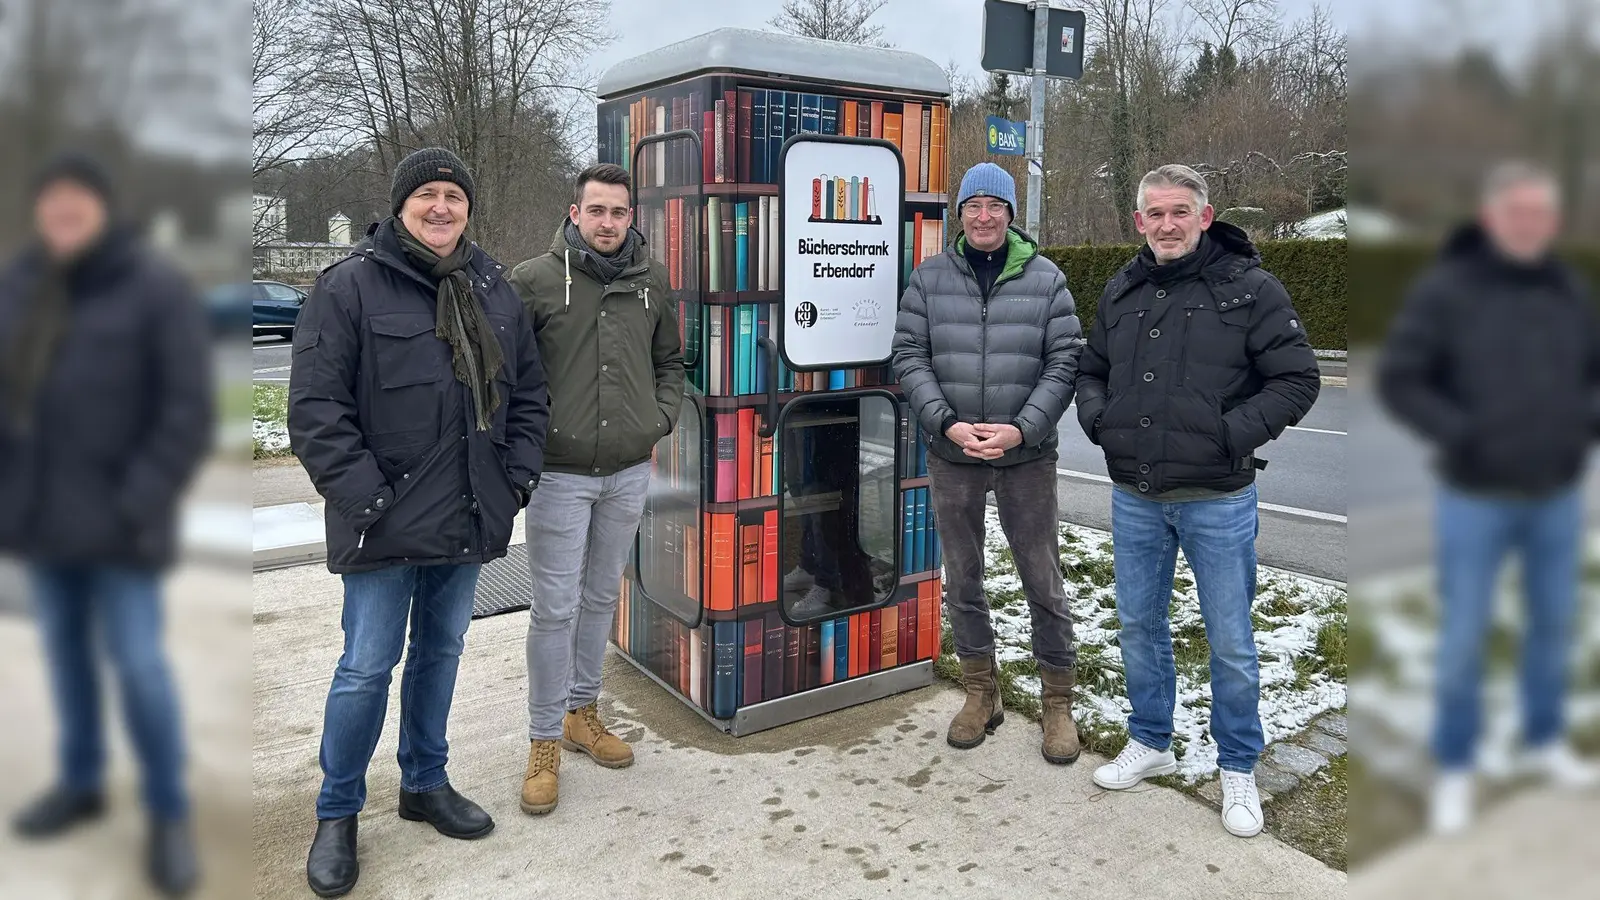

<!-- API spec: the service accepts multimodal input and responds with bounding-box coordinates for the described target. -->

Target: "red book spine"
[762,510,778,603]
[812,178,822,219]
[702,111,715,185]
[738,91,753,183]
[714,412,736,502]
[737,408,755,499]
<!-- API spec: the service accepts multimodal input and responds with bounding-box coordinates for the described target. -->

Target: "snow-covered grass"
[253,383,291,458]
[939,507,1347,782]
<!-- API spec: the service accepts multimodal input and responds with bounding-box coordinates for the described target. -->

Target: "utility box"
[596,28,953,735]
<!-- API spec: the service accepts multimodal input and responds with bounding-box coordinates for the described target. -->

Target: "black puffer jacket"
[288,219,549,574]
[0,228,213,570]
[891,227,1082,466]
[1075,223,1320,495]
[1379,223,1600,496]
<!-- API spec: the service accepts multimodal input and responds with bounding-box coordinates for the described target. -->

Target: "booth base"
[614,648,934,737]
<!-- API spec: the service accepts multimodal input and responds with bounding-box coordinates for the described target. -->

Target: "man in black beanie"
[290,147,548,896]
[0,149,212,896]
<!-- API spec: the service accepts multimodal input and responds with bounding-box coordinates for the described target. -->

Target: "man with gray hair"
[1380,160,1600,836]
[1074,164,1319,837]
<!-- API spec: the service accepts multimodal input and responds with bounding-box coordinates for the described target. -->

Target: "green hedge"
[1348,242,1600,345]
[1039,239,1348,350]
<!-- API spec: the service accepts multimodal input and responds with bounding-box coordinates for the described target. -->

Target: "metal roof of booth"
[597,27,952,100]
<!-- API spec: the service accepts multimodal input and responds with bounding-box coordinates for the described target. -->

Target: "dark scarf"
[393,223,504,431]
[1139,232,1215,286]
[1,235,110,434]
[563,219,639,285]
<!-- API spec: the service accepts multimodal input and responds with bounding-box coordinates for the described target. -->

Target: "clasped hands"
[945,421,1023,460]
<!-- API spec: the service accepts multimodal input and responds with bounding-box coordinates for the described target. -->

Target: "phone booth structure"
[598,28,953,735]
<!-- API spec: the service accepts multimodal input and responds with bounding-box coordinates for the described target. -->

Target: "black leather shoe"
[397,784,494,839]
[306,816,359,898]
[148,818,199,897]
[12,786,104,838]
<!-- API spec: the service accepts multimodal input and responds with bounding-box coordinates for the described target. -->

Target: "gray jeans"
[524,462,652,740]
[925,452,1077,671]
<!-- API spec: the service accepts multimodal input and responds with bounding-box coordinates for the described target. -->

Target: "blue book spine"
[834,617,849,680]
[767,91,785,184]
[902,491,915,575]
[736,305,754,395]
[849,176,859,221]
[820,95,839,135]
[801,93,820,133]
[820,620,834,683]
[713,620,738,718]
[829,369,846,390]
[735,202,750,292]
[752,92,768,183]
[914,488,928,571]
[787,90,801,140]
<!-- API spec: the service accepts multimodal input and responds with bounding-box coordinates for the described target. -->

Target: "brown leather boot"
[947,655,1004,749]
[1039,666,1082,764]
[562,703,634,768]
[520,740,560,815]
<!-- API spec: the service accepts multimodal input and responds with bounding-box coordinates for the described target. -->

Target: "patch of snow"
[254,418,290,453]
[976,508,1347,781]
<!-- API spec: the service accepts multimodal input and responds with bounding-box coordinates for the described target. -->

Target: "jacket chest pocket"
[368,312,449,444]
[1181,292,1252,373]
[1102,305,1153,378]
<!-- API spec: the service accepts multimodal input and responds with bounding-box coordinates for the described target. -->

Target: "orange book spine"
[710,513,735,612]
[762,509,778,603]
[881,606,899,670]
[913,211,924,265]
[737,408,755,499]
[870,101,884,138]
[902,103,921,191]
[740,524,761,609]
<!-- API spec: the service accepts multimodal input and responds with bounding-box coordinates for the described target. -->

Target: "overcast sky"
[598,0,1360,86]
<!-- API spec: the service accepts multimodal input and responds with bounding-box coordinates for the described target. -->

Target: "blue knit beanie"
[956,163,1016,218]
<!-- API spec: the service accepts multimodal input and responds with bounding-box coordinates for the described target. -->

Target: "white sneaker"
[1429,770,1474,836]
[782,566,816,593]
[789,584,835,618]
[1525,742,1600,788]
[1219,770,1263,838]
[1092,739,1177,790]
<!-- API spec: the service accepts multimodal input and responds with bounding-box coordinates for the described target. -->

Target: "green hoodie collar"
[955,226,1038,285]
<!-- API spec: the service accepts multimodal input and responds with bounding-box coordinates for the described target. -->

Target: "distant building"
[253,194,288,244]
[253,211,355,279]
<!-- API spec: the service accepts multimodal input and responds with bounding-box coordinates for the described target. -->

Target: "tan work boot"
[947,655,1004,749]
[520,740,560,815]
[562,702,635,768]
[1039,666,1082,764]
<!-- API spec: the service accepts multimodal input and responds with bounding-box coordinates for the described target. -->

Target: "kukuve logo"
[795,301,818,328]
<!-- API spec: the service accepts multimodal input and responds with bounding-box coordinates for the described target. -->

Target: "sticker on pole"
[1061,27,1075,54]
[779,136,905,370]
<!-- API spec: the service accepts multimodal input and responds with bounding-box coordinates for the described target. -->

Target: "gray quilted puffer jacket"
[891,227,1083,467]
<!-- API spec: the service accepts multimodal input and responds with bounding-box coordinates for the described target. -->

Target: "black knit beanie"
[32,151,116,212]
[390,148,475,217]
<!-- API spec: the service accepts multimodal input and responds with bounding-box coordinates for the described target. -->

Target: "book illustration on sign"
[809,174,881,225]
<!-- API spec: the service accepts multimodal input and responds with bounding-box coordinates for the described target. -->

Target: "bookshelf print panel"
[601,68,949,724]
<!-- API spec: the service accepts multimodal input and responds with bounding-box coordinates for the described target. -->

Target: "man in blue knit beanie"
[892,162,1084,764]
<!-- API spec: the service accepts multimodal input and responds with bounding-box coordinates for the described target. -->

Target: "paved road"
[256,333,1349,579]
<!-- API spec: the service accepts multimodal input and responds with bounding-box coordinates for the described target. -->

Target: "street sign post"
[986,116,1027,156]
[980,0,1087,240]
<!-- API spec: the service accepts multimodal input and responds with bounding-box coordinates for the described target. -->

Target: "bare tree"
[768,0,891,47]
[1186,0,1278,57]
[304,0,612,258]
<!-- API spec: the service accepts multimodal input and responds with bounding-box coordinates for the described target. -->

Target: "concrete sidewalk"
[253,562,1345,899]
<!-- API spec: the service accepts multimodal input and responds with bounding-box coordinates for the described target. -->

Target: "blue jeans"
[1433,485,1582,770]
[1111,485,1263,773]
[316,564,479,820]
[29,565,187,820]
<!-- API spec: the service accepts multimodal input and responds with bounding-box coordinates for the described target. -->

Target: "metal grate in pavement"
[473,544,532,620]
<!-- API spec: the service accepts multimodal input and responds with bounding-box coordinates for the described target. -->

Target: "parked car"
[205,282,253,338]
[253,280,306,339]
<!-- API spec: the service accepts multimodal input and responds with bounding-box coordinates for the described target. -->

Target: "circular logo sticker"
[795,301,818,329]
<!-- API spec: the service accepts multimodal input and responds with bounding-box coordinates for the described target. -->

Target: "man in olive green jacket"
[507,163,684,816]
